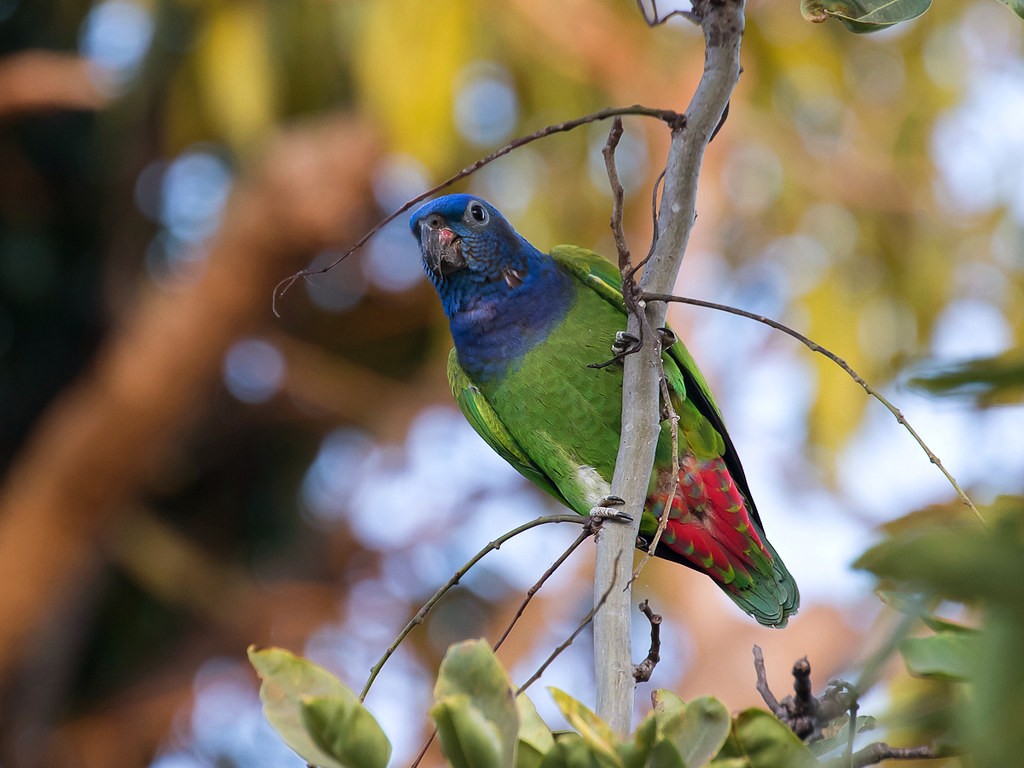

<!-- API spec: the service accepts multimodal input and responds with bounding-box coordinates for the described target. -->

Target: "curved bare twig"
[272,105,682,316]
[359,514,586,701]
[642,292,985,527]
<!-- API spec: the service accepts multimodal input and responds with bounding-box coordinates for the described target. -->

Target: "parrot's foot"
[611,331,641,358]
[589,495,633,523]
[587,332,644,370]
[656,326,677,349]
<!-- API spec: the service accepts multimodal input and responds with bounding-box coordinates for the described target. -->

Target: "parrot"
[410,193,798,627]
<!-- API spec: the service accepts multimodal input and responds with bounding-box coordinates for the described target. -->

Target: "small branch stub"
[633,600,662,682]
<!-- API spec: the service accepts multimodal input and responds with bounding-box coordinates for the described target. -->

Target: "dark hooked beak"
[419,222,467,276]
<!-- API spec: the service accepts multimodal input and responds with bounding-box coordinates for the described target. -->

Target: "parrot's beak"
[419,222,467,276]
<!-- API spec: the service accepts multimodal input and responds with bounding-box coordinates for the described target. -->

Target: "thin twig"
[648,169,666,253]
[630,366,679,582]
[848,743,936,766]
[272,105,682,316]
[602,118,632,273]
[845,690,859,766]
[752,645,786,718]
[408,730,436,768]
[632,600,662,682]
[642,292,985,527]
[493,522,597,652]
[516,554,620,696]
[359,514,586,701]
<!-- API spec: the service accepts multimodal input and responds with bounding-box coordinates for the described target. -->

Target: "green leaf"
[967,610,1024,767]
[800,0,931,32]
[549,688,621,767]
[646,740,687,768]
[517,694,556,768]
[433,640,519,768]
[655,696,731,768]
[855,516,1024,606]
[717,710,817,768]
[910,352,1024,405]
[248,646,391,768]
[301,696,391,768]
[994,0,1024,20]
[681,697,731,768]
[433,695,507,768]
[618,713,658,768]
[651,690,687,722]
[900,632,979,681]
[540,733,605,768]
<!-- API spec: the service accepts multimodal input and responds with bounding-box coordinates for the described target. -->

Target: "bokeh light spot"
[454,62,518,147]
[364,220,424,293]
[588,124,648,195]
[304,249,368,313]
[222,338,286,404]
[79,0,154,90]
[372,154,430,212]
[161,150,234,244]
[930,298,1012,360]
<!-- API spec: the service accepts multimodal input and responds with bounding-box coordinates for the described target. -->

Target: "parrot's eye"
[467,202,489,225]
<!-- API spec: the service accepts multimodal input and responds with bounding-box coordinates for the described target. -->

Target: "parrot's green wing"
[548,244,759,522]
[549,245,722,413]
[447,348,569,505]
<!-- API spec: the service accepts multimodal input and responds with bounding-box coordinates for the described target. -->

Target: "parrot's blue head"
[409,194,573,380]
[409,194,532,290]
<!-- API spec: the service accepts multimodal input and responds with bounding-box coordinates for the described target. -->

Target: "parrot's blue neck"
[437,247,574,383]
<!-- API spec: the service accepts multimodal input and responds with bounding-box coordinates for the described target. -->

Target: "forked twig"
[359,514,585,701]
[643,292,984,527]
[516,553,621,696]
[753,646,937,766]
[407,523,595,768]
[492,521,597,652]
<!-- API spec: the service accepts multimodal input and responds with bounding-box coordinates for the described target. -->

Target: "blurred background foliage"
[0,0,1022,766]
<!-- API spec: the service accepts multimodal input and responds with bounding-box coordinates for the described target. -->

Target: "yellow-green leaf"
[517,694,556,768]
[900,632,979,681]
[549,688,621,767]
[301,695,391,768]
[717,710,817,768]
[433,695,507,768]
[433,640,518,768]
[248,646,389,768]
[801,0,931,32]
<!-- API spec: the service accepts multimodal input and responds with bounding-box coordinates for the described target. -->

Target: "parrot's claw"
[656,326,677,349]
[611,331,641,358]
[589,495,633,523]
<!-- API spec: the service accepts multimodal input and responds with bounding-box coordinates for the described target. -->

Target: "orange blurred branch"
[0,52,110,116]
[0,116,379,691]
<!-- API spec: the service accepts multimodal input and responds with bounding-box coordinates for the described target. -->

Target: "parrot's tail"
[646,456,800,628]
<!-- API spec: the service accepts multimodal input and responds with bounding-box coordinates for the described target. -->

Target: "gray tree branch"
[593,0,746,733]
